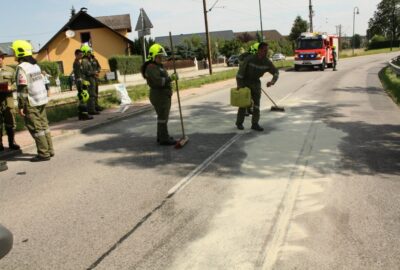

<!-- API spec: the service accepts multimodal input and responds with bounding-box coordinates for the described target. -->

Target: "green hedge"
[108,55,142,75]
[368,40,400,50]
[37,61,60,79]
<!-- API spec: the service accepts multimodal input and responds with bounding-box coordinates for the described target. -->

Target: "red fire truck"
[294,32,339,71]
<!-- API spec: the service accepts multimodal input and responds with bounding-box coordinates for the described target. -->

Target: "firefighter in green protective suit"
[80,44,99,115]
[236,42,279,131]
[0,49,20,151]
[141,43,178,146]
[12,40,54,162]
[238,42,259,116]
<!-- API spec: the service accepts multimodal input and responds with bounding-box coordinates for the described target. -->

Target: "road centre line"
[167,133,243,196]
[278,79,315,103]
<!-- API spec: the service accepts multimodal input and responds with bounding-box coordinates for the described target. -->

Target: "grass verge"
[379,66,400,105]
[340,47,400,58]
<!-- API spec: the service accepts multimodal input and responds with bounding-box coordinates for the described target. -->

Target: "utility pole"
[338,24,342,51]
[258,0,264,41]
[202,0,213,75]
[352,7,360,56]
[309,0,314,32]
[390,0,396,51]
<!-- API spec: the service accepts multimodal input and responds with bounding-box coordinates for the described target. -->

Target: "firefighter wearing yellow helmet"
[72,49,92,120]
[0,48,20,151]
[12,40,54,161]
[236,42,279,131]
[80,44,99,115]
[237,42,260,116]
[141,43,178,145]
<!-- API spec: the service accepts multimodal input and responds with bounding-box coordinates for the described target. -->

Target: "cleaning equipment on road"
[261,88,285,112]
[230,87,252,108]
[169,32,189,149]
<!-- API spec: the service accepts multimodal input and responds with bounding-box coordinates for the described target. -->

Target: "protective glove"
[170,72,179,81]
[266,81,274,87]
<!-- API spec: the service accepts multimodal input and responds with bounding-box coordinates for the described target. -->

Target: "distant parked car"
[227,55,239,66]
[272,53,286,61]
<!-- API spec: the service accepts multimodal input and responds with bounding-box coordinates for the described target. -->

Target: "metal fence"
[389,56,400,77]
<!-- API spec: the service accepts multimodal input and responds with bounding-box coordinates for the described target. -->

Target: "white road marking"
[279,79,315,103]
[167,133,243,196]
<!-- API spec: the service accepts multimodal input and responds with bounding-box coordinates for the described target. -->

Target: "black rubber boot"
[78,113,93,120]
[6,128,20,150]
[251,124,264,131]
[159,136,176,146]
[30,155,51,162]
[236,123,244,130]
[0,160,7,172]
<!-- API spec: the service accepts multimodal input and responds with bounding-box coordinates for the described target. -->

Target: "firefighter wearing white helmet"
[12,40,54,161]
[141,43,178,145]
[80,44,99,115]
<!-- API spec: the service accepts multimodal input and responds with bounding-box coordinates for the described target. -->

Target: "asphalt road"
[1,52,399,270]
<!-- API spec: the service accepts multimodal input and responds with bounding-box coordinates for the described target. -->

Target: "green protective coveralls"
[144,62,173,144]
[0,65,19,150]
[81,56,97,113]
[16,61,54,158]
[236,54,279,126]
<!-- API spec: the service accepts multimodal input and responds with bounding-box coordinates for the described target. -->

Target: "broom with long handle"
[261,87,285,112]
[169,32,189,148]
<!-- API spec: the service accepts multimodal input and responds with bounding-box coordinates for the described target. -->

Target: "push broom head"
[271,106,285,112]
[175,136,189,149]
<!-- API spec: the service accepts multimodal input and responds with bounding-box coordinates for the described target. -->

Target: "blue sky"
[0,0,380,50]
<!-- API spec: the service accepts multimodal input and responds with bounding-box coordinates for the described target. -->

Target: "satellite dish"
[65,30,75,38]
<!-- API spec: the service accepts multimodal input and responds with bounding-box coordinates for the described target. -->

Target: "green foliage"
[367,0,400,40]
[131,37,155,55]
[268,39,294,56]
[289,16,309,41]
[236,32,253,43]
[379,66,400,104]
[108,55,142,75]
[351,34,362,48]
[38,61,60,79]
[371,34,387,42]
[219,39,242,58]
[368,34,400,49]
[59,75,73,92]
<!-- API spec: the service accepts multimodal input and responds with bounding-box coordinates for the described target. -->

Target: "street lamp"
[352,6,360,56]
[258,0,264,41]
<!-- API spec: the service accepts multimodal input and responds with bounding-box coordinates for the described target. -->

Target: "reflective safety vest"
[17,62,48,106]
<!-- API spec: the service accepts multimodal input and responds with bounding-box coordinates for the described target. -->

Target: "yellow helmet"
[147,43,167,61]
[78,89,90,103]
[11,40,33,58]
[80,44,93,56]
[249,42,260,54]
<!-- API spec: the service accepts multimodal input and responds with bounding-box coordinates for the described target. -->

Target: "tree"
[236,32,253,43]
[351,34,362,48]
[219,39,242,58]
[289,16,309,41]
[367,0,400,40]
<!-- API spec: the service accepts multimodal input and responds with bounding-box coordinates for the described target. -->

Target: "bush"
[108,55,142,75]
[368,35,400,50]
[37,61,60,79]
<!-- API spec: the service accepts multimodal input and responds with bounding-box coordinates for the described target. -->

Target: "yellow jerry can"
[230,87,251,107]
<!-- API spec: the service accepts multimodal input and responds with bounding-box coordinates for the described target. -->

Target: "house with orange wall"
[35,8,134,75]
